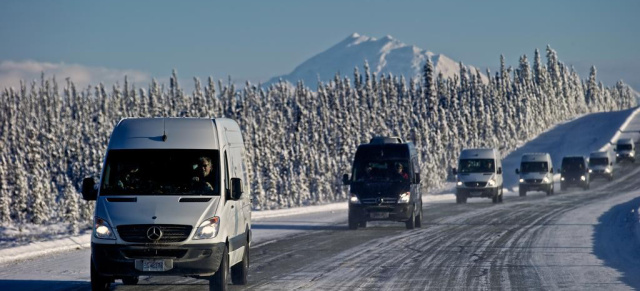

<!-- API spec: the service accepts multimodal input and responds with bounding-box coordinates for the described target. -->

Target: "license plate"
[370,212,389,219]
[470,191,482,196]
[137,259,166,272]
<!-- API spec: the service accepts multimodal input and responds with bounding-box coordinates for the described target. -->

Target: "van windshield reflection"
[100,149,220,195]
[459,159,495,173]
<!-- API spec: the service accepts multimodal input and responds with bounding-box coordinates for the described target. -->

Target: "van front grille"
[525,179,542,184]
[465,182,487,188]
[361,197,398,205]
[116,225,193,243]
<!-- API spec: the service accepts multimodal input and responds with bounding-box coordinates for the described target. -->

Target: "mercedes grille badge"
[147,226,163,241]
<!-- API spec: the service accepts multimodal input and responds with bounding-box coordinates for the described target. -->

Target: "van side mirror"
[342,174,350,185]
[82,177,97,201]
[230,178,243,200]
[414,174,421,184]
[452,168,457,175]
[515,169,519,174]
[497,167,502,175]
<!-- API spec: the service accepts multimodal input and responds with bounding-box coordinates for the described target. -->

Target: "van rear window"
[101,149,220,195]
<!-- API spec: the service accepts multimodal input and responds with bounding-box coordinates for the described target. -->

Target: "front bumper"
[589,170,612,179]
[561,177,588,187]
[519,183,552,192]
[349,203,414,222]
[616,154,635,162]
[92,242,225,277]
[456,187,498,198]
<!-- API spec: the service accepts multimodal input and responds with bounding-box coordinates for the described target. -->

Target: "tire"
[456,193,467,204]
[231,245,249,285]
[519,188,526,197]
[415,205,422,228]
[560,183,566,191]
[210,245,229,291]
[90,259,111,291]
[348,215,358,230]
[359,220,367,228]
[122,276,139,285]
[405,209,416,229]
[492,189,499,204]
[498,188,504,203]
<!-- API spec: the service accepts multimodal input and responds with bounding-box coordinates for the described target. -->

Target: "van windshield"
[562,158,585,171]
[101,149,220,195]
[521,162,548,173]
[617,144,632,151]
[353,160,410,182]
[459,159,495,173]
[589,158,608,166]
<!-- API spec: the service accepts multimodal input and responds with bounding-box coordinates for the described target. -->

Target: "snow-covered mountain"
[266,33,486,87]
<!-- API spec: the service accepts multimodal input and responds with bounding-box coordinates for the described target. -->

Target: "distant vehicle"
[515,153,554,196]
[560,156,590,191]
[452,148,504,204]
[82,118,251,291]
[589,151,614,181]
[343,136,423,230]
[614,138,635,163]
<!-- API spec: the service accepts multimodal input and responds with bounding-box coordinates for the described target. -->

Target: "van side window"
[224,152,229,191]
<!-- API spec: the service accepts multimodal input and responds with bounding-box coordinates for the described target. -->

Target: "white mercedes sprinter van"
[615,138,635,163]
[452,148,504,204]
[515,153,554,196]
[82,118,251,291]
[589,151,614,181]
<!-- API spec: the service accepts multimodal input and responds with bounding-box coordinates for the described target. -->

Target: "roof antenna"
[162,118,167,142]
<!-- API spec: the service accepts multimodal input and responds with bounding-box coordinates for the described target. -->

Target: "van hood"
[350,181,410,198]
[458,173,494,183]
[96,196,219,227]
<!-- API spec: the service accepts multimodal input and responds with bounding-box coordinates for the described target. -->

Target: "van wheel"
[405,209,416,229]
[498,188,504,203]
[519,188,526,197]
[415,206,422,228]
[91,259,111,291]
[359,221,367,228]
[122,276,139,285]
[608,175,613,182]
[210,245,229,291]
[231,245,249,285]
[348,216,358,230]
[456,194,467,204]
[560,183,566,191]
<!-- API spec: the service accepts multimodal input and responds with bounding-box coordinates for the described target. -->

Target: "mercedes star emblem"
[147,226,163,241]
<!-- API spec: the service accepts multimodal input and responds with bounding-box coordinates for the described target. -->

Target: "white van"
[615,138,635,163]
[82,118,251,291]
[515,153,554,196]
[452,148,504,204]
[589,151,614,181]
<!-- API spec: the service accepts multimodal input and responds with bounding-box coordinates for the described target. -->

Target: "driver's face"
[198,161,212,177]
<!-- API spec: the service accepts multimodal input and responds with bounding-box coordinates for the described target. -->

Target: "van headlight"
[605,168,611,173]
[561,177,565,181]
[519,178,524,183]
[193,217,220,240]
[630,152,635,157]
[580,175,586,181]
[487,179,496,187]
[94,217,115,240]
[349,194,360,204]
[398,192,410,204]
[543,177,550,184]
[588,169,593,173]
[456,181,463,186]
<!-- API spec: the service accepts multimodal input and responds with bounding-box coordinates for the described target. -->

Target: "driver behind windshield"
[393,162,409,181]
[192,156,215,193]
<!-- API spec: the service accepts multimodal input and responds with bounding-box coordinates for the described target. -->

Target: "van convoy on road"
[516,153,554,196]
[452,148,504,204]
[82,118,251,291]
[342,137,423,230]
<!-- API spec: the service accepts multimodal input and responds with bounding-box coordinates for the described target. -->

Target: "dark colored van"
[343,137,423,230]
[560,156,590,191]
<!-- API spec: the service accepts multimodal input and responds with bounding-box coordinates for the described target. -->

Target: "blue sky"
[1,0,639,90]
